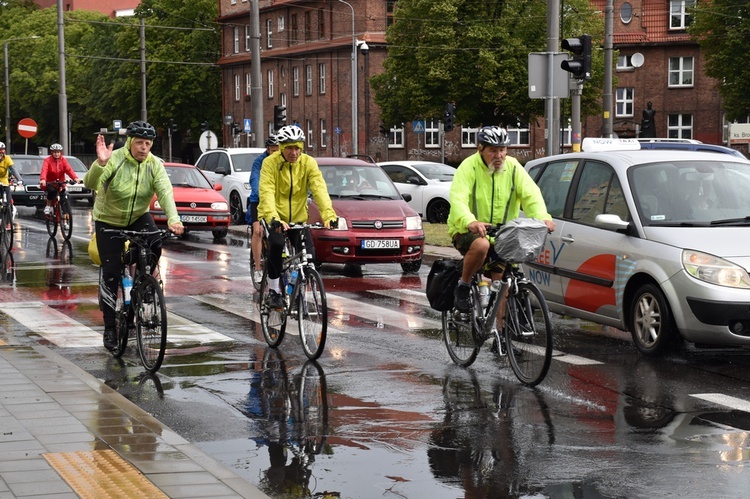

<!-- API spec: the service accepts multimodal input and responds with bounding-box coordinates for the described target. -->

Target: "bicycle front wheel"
[442,307,480,367]
[259,265,287,347]
[46,205,58,237]
[1,207,13,248]
[112,274,129,359]
[297,267,327,360]
[504,282,553,387]
[135,274,168,373]
[60,199,73,240]
[0,242,13,283]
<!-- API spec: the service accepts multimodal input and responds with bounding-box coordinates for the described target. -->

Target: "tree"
[371,0,604,130]
[689,0,750,121]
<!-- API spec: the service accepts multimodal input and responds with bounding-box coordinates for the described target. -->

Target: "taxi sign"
[581,137,641,152]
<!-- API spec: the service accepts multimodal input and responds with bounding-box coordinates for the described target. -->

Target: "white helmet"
[478,126,511,147]
[276,125,305,144]
[0,142,5,150]
[50,143,63,151]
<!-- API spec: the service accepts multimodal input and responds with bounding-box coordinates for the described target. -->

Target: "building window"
[668,113,692,139]
[305,65,312,95]
[388,126,404,148]
[278,16,284,32]
[318,63,326,94]
[508,124,530,146]
[304,11,312,42]
[425,120,439,148]
[293,67,300,96]
[669,57,694,87]
[387,1,397,28]
[234,74,240,102]
[245,73,251,97]
[280,92,286,108]
[462,127,478,147]
[615,88,634,117]
[318,10,325,38]
[670,0,695,30]
[320,119,327,148]
[266,19,272,49]
[291,14,298,44]
[267,70,274,98]
[620,2,633,24]
[616,55,634,70]
[233,27,239,54]
[244,26,251,52]
[306,120,314,149]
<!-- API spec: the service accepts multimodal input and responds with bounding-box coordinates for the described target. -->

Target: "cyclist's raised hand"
[95,134,114,167]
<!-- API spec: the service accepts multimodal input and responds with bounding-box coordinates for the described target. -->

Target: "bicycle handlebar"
[101,227,176,243]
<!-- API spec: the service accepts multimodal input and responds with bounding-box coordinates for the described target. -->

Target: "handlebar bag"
[494,218,548,263]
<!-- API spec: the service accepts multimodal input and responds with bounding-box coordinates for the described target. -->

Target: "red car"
[150,162,231,240]
[306,157,424,273]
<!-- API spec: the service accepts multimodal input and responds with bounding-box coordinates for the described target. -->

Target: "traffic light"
[561,34,592,80]
[168,119,177,135]
[273,105,287,130]
[201,121,209,132]
[444,103,455,132]
[232,122,239,136]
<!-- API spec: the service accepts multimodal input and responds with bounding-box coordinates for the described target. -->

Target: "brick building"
[217,0,733,164]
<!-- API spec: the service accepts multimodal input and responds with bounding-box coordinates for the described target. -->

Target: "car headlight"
[243,182,250,190]
[405,215,422,231]
[682,250,750,289]
[212,202,228,211]
[332,217,348,230]
[154,200,161,209]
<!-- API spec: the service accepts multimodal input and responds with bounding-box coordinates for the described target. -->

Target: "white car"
[195,147,265,224]
[378,160,454,223]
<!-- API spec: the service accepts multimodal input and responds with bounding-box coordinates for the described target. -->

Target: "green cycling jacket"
[83,137,180,227]
[447,152,552,239]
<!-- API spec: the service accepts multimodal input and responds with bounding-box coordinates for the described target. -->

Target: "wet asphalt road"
[4,205,750,498]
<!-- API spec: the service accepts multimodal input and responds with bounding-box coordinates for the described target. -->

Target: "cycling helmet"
[265,134,279,147]
[50,143,63,151]
[478,126,511,147]
[126,120,157,140]
[0,141,5,150]
[275,125,305,144]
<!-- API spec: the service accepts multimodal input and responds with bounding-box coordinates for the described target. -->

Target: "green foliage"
[372,0,605,129]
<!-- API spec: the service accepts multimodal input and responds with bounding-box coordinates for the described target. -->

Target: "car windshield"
[68,157,88,173]
[231,153,260,173]
[13,158,44,175]
[413,162,455,181]
[166,166,212,189]
[631,161,750,226]
[320,165,402,199]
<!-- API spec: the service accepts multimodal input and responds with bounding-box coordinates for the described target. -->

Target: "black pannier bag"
[426,258,463,311]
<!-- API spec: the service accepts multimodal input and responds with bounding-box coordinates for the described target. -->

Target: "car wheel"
[212,228,228,239]
[426,199,450,223]
[229,191,244,225]
[629,283,679,356]
[401,259,422,274]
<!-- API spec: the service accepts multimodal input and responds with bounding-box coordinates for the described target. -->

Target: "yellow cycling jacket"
[258,151,336,225]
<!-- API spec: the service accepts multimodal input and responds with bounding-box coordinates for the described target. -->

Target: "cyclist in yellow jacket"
[258,125,336,308]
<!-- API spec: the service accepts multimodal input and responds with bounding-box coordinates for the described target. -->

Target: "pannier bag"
[494,218,549,263]
[426,258,463,311]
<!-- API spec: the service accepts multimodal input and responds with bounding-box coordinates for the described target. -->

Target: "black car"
[10,155,94,208]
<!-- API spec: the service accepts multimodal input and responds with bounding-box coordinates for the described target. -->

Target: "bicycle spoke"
[298,267,327,360]
[443,307,479,367]
[259,266,286,347]
[136,275,167,373]
[504,283,552,386]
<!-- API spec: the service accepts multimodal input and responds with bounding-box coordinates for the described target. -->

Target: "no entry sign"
[18,118,38,139]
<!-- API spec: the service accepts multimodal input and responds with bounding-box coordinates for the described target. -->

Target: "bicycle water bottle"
[286,270,298,295]
[477,280,490,309]
[122,269,133,305]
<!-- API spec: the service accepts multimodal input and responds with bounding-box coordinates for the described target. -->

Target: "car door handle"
[561,234,575,243]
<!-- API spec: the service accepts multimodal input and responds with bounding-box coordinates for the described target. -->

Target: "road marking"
[691,393,750,412]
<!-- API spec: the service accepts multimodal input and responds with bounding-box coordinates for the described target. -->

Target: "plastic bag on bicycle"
[493,218,548,263]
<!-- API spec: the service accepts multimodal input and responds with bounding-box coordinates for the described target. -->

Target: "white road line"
[691,393,750,412]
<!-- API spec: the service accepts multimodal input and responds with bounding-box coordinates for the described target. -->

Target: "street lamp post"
[337,0,360,155]
[4,36,40,150]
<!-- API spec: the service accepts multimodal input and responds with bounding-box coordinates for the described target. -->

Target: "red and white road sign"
[17,118,38,139]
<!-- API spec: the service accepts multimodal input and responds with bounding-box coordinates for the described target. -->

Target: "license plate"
[67,185,83,192]
[29,195,41,200]
[181,215,207,223]
[361,239,400,249]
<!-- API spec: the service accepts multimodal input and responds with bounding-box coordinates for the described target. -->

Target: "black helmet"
[265,134,279,147]
[126,120,157,140]
[478,126,510,147]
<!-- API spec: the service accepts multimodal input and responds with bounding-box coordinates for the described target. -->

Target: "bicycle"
[248,223,268,292]
[442,223,553,387]
[258,221,328,360]
[0,184,15,250]
[100,227,174,373]
[44,179,76,240]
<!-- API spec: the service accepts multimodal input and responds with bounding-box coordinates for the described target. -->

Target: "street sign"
[334,127,342,135]
[528,53,570,99]
[728,123,750,144]
[244,118,252,133]
[413,120,425,134]
[17,118,38,139]
[113,120,122,131]
[199,130,218,153]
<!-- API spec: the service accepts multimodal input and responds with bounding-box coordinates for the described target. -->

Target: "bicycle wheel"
[135,274,168,373]
[2,206,13,249]
[297,266,327,360]
[298,360,328,453]
[0,240,13,283]
[111,275,129,359]
[0,208,8,250]
[46,203,58,237]
[442,283,480,367]
[250,228,268,292]
[504,281,553,387]
[259,265,287,347]
[60,199,73,241]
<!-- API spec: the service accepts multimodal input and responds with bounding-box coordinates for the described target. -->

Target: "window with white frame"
[245,73,251,97]
[318,63,326,94]
[425,120,440,148]
[388,126,404,148]
[462,127,478,148]
[278,16,284,32]
[245,26,251,52]
[280,92,286,108]
[320,119,327,148]
[561,124,572,146]
[267,70,274,98]
[306,120,313,149]
[305,65,312,95]
[233,27,239,54]
[615,88,635,117]
[293,67,300,96]
[670,0,695,30]
[616,54,634,70]
[507,124,530,146]
[234,74,240,101]
[668,113,692,139]
[669,56,693,87]
[266,19,273,48]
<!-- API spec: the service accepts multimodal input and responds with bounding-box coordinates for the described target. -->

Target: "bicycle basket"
[493,218,548,263]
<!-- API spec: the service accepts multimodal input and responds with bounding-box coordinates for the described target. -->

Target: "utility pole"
[250,1,264,146]
[546,0,561,156]
[56,0,69,154]
[140,18,147,122]
[602,0,614,137]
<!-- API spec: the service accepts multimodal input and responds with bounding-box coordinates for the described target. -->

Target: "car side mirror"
[215,165,229,175]
[406,176,425,185]
[213,184,222,191]
[401,193,412,202]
